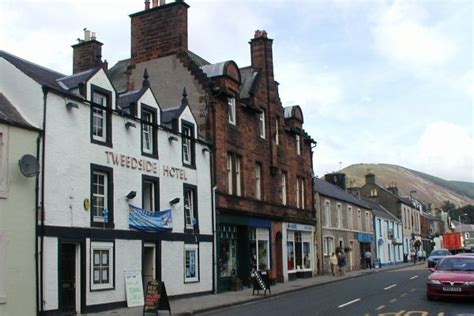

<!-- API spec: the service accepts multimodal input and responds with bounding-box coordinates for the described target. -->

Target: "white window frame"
[259,110,265,139]
[142,110,154,154]
[184,244,199,283]
[143,180,156,212]
[92,92,107,142]
[228,97,236,125]
[227,153,233,195]
[90,241,114,290]
[184,188,194,229]
[92,171,107,223]
[296,134,301,155]
[275,118,279,145]
[323,201,330,227]
[323,236,334,256]
[300,178,305,209]
[347,206,353,230]
[235,156,241,196]
[296,178,300,209]
[357,209,362,231]
[182,125,192,165]
[255,163,261,200]
[365,211,370,232]
[336,203,342,228]
[281,172,287,205]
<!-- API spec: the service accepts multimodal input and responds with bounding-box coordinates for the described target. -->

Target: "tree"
[449,204,474,224]
[442,200,457,212]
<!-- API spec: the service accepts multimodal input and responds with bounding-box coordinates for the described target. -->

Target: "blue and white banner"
[129,205,173,232]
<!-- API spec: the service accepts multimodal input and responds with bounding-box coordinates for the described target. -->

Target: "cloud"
[372,0,456,67]
[402,122,474,181]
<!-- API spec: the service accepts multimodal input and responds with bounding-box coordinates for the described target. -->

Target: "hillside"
[341,163,474,209]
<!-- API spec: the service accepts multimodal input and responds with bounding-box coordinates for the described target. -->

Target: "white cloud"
[402,122,474,181]
[372,0,456,67]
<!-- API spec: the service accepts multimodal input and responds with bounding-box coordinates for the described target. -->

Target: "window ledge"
[0,295,7,304]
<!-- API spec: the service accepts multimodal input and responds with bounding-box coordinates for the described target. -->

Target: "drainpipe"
[212,185,217,294]
[39,87,48,314]
[35,132,42,316]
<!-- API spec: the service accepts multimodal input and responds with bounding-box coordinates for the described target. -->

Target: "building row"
[0,1,450,315]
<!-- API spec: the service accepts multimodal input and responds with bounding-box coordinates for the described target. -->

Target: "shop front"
[357,232,373,269]
[284,223,314,281]
[217,214,272,292]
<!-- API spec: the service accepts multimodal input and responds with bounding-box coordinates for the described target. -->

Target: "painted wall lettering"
[162,165,187,181]
[105,151,158,174]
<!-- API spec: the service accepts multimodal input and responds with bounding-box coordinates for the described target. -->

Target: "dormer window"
[90,85,112,147]
[141,105,157,158]
[228,97,236,125]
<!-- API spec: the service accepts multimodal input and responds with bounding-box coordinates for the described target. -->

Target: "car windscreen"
[436,257,474,271]
[430,250,450,256]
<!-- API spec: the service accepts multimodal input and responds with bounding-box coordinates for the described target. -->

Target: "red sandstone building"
[108,0,316,292]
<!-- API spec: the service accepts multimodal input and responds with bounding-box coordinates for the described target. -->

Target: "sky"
[1,0,473,182]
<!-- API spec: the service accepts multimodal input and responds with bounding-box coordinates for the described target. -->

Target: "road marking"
[376,305,385,311]
[384,284,397,290]
[390,298,397,303]
[409,288,416,293]
[400,293,407,297]
[379,310,405,316]
[338,298,361,308]
[409,275,419,280]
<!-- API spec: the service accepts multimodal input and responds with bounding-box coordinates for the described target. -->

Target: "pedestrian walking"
[329,252,337,276]
[411,249,417,264]
[364,250,372,269]
[337,251,346,276]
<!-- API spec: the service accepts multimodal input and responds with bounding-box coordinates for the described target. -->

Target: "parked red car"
[426,255,474,301]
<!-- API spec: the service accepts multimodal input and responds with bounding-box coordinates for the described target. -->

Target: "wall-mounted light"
[125,121,136,129]
[66,102,79,110]
[169,197,180,205]
[126,191,137,200]
[202,148,210,154]
[168,136,179,143]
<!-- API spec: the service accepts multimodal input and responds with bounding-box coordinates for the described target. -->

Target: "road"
[201,265,474,316]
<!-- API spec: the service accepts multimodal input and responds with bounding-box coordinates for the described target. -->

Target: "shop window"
[141,106,158,157]
[228,97,236,125]
[184,184,198,232]
[90,241,114,290]
[142,175,159,212]
[90,85,112,147]
[219,225,237,278]
[287,231,295,270]
[184,244,199,283]
[91,164,113,228]
[250,228,269,271]
[181,121,195,168]
[259,110,265,139]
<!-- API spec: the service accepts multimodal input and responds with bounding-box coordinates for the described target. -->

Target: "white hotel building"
[1,49,213,314]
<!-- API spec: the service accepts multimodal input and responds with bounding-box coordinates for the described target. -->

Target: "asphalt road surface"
[202,265,474,316]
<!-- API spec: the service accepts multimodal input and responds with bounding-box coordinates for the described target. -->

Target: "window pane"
[287,241,294,270]
[143,181,154,211]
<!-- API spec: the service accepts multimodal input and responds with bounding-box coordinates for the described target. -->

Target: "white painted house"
[1,48,213,314]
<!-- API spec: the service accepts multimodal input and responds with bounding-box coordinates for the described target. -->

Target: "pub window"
[184,244,199,283]
[219,224,237,277]
[184,184,198,232]
[141,105,158,157]
[90,241,114,290]
[181,121,195,168]
[228,97,236,125]
[259,110,265,139]
[142,175,159,212]
[91,164,113,228]
[90,85,112,147]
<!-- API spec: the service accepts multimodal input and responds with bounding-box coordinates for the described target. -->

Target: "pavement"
[88,261,426,315]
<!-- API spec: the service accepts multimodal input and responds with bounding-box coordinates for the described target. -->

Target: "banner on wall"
[129,205,173,232]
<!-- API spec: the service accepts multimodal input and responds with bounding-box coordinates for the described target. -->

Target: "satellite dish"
[18,154,39,177]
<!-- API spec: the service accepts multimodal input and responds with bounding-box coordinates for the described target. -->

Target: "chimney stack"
[250,30,274,79]
[324,173,346,191]
[72,28,103,74]
[365,173,375,185]
[130,1,189,65]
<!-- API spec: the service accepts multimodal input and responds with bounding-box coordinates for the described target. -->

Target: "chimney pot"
[145,0,150,9]
[91,32,96,40]
[152,0,158,7]
[84,28,91,41]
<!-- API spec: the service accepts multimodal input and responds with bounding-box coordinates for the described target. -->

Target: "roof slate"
[314,178,371,209]
[0,93,37,129]
[363,198,401,222]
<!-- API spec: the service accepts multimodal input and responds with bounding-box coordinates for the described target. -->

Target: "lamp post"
[459,213,468,249]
